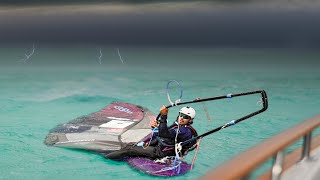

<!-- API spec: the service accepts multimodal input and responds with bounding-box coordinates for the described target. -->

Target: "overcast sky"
[0,0,320,48]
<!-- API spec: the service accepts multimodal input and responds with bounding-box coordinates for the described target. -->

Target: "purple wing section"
[127,157,191,177]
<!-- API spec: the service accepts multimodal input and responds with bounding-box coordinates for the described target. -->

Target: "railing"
[201,115,320,180]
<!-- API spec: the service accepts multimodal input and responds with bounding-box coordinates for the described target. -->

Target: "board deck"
[127,157,191,177]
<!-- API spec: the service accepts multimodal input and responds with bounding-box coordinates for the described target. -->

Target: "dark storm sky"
[0,0,320,48]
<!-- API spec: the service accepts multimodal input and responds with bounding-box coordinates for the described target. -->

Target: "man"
[105,105,198,160]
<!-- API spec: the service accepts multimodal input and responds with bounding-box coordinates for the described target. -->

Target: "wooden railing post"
[301,132,312,161]
[240,174,250,180]
[271,151,284,180]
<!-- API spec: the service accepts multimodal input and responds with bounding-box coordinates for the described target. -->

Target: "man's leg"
[105,145,158,160]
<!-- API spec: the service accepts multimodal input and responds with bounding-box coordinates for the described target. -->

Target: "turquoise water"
[0,47,319,180]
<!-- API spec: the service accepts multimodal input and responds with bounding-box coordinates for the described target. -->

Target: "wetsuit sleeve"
[158,115,176,138]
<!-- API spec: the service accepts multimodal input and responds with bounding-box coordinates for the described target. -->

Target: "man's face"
[178,113,191,125]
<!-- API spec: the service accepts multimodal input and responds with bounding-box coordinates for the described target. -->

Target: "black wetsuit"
[105,115,197,160]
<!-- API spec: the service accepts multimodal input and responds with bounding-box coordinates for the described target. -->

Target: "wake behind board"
[44,102,155,152]
[128,157,191,177]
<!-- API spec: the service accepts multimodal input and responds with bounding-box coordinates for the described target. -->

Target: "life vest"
[158,124,198,154]
[170,125,198,138]
[171,125,198,153]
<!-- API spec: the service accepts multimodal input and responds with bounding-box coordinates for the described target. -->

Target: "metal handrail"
[200,115,320,180]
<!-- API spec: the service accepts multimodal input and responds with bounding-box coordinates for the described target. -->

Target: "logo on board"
[114,106,133,114]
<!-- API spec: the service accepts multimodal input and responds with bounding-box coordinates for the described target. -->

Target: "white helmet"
[179,106,196,119]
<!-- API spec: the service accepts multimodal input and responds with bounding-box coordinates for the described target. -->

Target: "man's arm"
[158,114,173,138]
[157,106,176,139]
